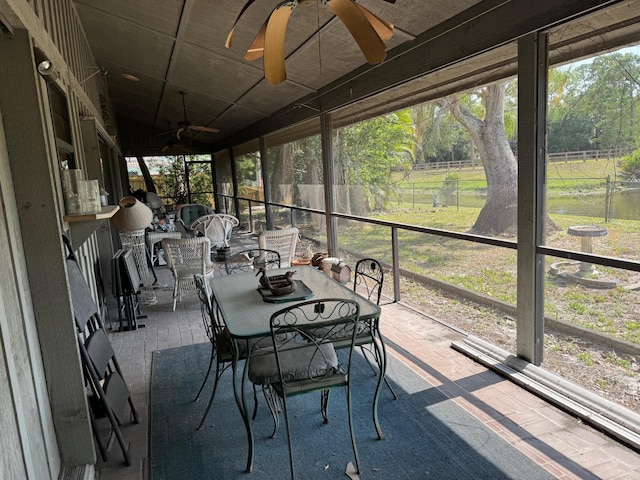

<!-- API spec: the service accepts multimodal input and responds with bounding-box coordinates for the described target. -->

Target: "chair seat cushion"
[248,342,339,387]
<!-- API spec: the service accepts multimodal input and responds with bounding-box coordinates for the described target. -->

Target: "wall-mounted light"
[34,47,59,83]
[37,60,59,82]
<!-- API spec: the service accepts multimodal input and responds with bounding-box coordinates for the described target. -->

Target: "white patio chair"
[257,227,299,268]
[162,237,215,311]
[191,214,238,250]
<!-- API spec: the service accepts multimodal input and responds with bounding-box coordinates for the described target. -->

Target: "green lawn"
[330,195,640,346]
[394,157,621,192]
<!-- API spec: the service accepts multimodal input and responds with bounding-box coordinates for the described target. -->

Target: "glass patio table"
[209,266,384,473]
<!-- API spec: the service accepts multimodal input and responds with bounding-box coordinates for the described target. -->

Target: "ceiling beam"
[153,0,196,130]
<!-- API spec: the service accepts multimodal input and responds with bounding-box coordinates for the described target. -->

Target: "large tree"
[547,51,640,151]
[444,82,519,235]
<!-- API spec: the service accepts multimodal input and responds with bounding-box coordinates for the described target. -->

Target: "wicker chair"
[174,204,213,234]
[191,214,239,250]
[162,237,215,311]
[257,227,299,268]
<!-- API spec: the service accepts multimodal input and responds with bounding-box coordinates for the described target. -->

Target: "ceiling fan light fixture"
[120,73,140,82]
[158,91,220,140]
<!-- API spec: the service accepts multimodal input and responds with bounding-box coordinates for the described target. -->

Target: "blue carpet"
[151,342,553,479]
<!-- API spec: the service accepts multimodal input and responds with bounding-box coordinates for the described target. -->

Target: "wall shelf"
[64,205,120,248]
[63,204,119,223]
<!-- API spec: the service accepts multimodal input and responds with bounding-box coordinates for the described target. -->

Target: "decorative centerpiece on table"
[256,268,297,296]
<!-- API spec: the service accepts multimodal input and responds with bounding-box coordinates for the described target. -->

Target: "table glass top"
[210,267,381,338]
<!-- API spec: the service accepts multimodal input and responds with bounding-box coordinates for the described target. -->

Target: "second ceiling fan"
[162,91,220,140]
[226,0,396,85]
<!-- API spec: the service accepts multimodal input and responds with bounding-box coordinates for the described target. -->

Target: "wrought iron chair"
[257,227,298,268]
[193,274,268,430]
[162,236,216,311]
[224,248,281,274]
[248,298,363,480]
[317,258,397,412]
[351,258,397,400]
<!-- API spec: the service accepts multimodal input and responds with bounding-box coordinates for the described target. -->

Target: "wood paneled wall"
[0,1,122,478]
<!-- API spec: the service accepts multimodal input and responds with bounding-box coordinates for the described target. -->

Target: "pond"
[547,188,640,221]
[439,187,640,222]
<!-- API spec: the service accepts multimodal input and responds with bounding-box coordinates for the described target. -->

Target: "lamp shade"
[111,196,153,232]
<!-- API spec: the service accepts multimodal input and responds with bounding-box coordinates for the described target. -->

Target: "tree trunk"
[448,83,518,235]
[271,144,294,204]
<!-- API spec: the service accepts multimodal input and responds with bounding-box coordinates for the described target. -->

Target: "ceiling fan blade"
[355,3,394,40]
[225,0,258,48]
[382,0,396,3]
[264,3,295,85]
[189,125,220,134]
[327,0,387,64]
[175,127,186,141]
[245,20,267,61]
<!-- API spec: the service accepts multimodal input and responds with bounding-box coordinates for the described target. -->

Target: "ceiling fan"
[160,91,220,140]
[226,0,396,85]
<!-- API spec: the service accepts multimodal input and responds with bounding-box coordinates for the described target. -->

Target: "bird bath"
[549,225,617,289]
[567,225,608,273]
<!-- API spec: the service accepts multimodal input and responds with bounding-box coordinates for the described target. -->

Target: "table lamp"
[111,196,153,232]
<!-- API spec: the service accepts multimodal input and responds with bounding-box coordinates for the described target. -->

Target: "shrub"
[619,148,640,181]
[441,173,459,194]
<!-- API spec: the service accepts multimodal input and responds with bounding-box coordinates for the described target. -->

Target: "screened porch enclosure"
[164,21,640,446]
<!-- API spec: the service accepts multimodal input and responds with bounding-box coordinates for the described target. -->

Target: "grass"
[330,158,640,347]
[580,352,595,366]
[298,158,639,408]
[332,220,639,346]
[394,157,621,192]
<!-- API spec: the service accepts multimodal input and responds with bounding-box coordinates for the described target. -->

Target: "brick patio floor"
[97,234,640,480]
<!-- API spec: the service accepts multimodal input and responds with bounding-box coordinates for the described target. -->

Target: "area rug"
[150,342,553,480]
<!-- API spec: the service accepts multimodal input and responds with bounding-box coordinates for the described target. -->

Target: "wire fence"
[397,177,640,222]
